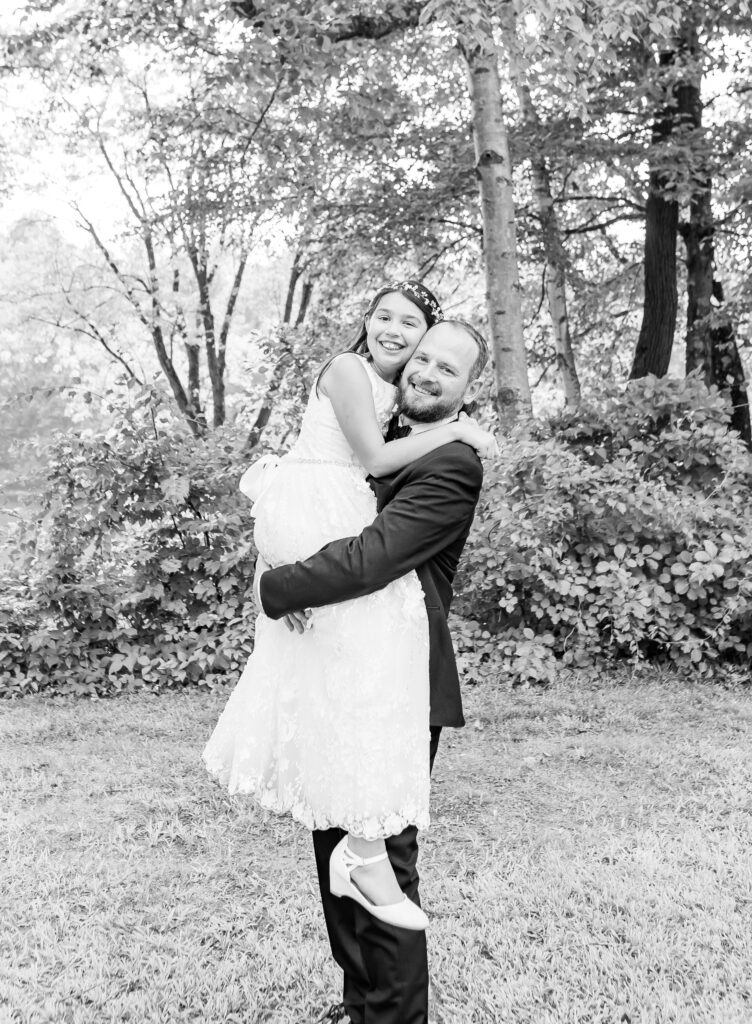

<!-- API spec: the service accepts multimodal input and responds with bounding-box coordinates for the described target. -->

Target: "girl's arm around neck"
[320,353,461,477]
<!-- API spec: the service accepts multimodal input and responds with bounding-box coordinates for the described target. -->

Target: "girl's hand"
[455,416,499,459]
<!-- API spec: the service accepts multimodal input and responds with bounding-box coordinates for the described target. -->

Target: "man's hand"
[255,554,312,632]
[282,609,312,634]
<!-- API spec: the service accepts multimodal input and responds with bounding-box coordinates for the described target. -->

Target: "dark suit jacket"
[259,441,483,728]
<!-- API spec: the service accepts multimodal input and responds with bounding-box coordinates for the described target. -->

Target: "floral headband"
[393,281,444,324]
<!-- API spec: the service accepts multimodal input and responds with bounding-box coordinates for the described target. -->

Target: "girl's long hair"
[315,280,443,395]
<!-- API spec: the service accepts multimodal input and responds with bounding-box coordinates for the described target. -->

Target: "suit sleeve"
[259,446,483,619]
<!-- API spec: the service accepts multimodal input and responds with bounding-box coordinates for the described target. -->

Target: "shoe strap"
[343,843,389,868]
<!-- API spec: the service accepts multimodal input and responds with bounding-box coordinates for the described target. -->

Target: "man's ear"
[462,377,482,406]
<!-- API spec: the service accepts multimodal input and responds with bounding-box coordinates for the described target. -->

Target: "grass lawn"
[1,670,751,1024]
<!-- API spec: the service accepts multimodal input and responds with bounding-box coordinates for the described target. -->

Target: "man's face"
[398,322,482,423]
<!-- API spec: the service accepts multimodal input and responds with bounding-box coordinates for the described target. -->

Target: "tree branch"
[239,79,283,166]
[218,251,249,354]
[30,308,143,384]
[564,213,644,235]
[532,354,557,388]
[231,1,425,43]
[73,205,151,328]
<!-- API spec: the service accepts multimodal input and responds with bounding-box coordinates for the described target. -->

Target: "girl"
[203,281,493,930]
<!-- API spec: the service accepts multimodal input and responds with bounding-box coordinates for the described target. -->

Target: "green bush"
[3,374,751,696]
[0,389,260,696]
[455,375,752,682]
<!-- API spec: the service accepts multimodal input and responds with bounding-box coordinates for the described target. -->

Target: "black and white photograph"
[1,2,751,1022]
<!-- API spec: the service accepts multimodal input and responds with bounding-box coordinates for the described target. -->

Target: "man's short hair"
[439,319,489,381]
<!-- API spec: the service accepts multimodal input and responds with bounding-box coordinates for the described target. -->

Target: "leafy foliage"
[455,375,752,683]
[0,388,263,697]
[2,376,751,696]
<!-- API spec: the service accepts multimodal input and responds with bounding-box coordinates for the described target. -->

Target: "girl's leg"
[346,835,405,906]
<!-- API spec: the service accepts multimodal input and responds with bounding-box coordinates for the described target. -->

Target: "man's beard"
[397,381,459,423]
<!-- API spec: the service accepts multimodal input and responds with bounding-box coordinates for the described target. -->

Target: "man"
[256,319,489,1024]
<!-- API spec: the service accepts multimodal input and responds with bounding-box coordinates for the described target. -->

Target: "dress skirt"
[202,455,431,839]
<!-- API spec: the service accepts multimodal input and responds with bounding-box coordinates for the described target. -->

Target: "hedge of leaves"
[0,392,258,697]
[453,375,752,683]
[1,375,751,696]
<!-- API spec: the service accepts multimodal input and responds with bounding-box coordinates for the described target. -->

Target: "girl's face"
[364,292,428,381]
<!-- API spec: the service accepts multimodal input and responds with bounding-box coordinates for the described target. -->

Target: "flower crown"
[393,281,444,324]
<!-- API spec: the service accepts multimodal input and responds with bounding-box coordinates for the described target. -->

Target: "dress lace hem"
[203,753,430,839]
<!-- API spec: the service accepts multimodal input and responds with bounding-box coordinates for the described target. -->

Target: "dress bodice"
[288,355,397,472]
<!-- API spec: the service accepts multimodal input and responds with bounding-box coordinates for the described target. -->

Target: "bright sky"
[0,0,88,31]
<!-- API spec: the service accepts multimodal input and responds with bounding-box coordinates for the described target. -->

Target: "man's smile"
[406,377,440,397]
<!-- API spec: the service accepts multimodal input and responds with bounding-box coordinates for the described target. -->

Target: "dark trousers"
[311,726,442,1024]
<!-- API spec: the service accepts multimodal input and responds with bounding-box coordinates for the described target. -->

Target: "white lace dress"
[202,357,430,838]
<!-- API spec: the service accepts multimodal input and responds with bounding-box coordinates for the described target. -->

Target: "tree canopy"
[0,0,750,438]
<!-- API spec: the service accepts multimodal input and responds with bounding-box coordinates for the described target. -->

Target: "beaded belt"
[284,455,359,469]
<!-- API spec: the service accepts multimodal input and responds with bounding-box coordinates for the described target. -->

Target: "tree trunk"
[675,19,714,381]
[283,253,312,327]
[185,339,201,412]
[283,253,302,324]
[244,350,292,453]
[218,251,248,363]
[184,339,207,434]
[295,280,313,326]
[199,295,224,428]
[150,320,202,437]
[676,19,752,447]
[507,53,580,406]
[173,267,207,434]
[711,295,752,447]
[629,50,680,380]
[460,32,531,428]
[684,192,752,447]
[683,181,715,380]
[191,258,225,429]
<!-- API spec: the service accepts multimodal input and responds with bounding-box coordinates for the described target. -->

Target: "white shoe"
[329,836,429,931]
